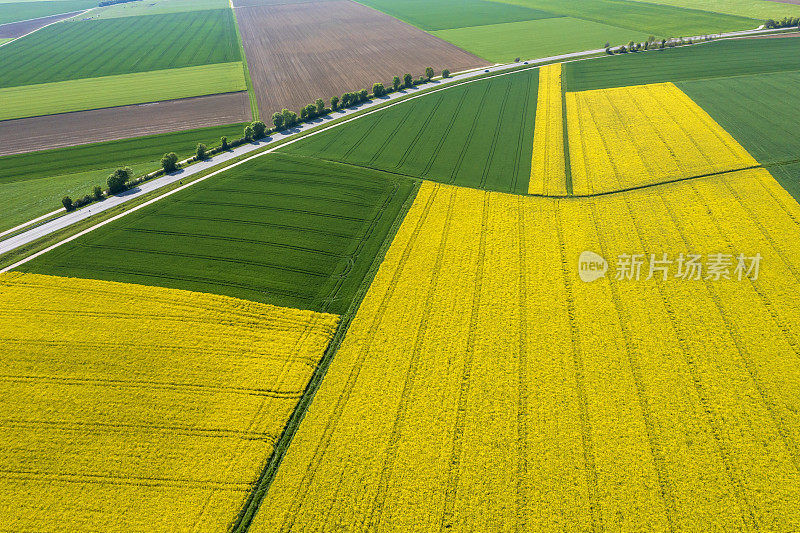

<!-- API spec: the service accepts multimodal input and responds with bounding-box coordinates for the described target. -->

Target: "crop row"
[249,171,800,530]
[564,37,800,92]
[0,9,239,88]
[529,63,566,195]
[678,70,800,203]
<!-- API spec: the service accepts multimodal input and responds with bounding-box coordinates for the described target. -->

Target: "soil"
[0,92,251,156]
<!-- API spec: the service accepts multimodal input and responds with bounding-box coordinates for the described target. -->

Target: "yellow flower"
[567,82,757,195]
[0,272,338,531]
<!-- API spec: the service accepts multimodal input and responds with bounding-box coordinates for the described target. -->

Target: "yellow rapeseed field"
[528,63,567,196]
[251,174,800,531]
[566,82,757,195]
[0,272,338,532]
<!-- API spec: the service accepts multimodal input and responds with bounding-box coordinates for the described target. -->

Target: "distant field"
[19,154,418,315]
[283,68,539,194]
[234,0,488,118]
[499,0,759,35]
[0,271,338,532]
[85,0,229,19]
[630,0,800,18]
[0,123,246,232]
[564,37,800,91]
[0,9,240,88]
[0,62,246,120]
[0,0,93,24]
[433,17,652,62]
[353,0,559,31]
[679,70,800,201]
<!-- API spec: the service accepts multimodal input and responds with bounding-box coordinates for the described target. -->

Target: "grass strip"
[229,0,258,120]
[228,179,421,533]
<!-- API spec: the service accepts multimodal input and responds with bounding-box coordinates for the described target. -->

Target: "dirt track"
[0,92,251,156]
[234,0,489,118]
[0,11,83,39]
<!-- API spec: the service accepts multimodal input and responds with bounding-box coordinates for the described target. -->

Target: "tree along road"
[0,25,777,270]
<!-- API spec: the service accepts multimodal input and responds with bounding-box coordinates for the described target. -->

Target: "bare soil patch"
[0,92,251,156]
[234,0,489,117]
[0,11,83,39]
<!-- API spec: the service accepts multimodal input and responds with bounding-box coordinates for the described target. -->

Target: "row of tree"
[59,66,453,211]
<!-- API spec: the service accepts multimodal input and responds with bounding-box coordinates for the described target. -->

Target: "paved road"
[0,25,775,262]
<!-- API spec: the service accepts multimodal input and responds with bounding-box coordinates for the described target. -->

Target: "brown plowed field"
[234,0,489,118]
[0,11,84,39]
[0,92,251,156]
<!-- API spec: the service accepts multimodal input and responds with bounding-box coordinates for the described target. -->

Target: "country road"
[0,24,777,267]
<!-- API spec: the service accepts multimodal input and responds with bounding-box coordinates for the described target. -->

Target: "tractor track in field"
[3,26,781,266]
[262,185,437,533]
[367,186,456,529]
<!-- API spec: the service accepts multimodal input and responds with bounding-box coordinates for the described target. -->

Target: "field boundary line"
[367,187,457,528]
[274,186,439,533]
[561,66,574,195]
[439,191,489,531]
[228,181,424,533]
[510,72,533,193]
[479,81,512,189]
[318,181,402,312]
